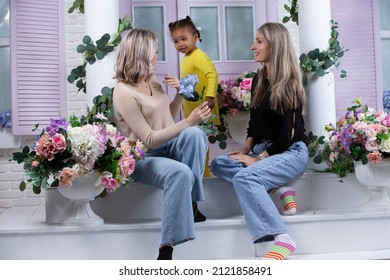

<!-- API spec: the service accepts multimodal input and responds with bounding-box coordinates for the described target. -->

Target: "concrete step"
[1,171,390,260]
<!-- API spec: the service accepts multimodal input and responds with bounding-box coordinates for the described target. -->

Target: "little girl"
[168,16,220,180]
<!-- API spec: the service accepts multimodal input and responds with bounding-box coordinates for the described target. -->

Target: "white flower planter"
[225,112,250,144]
[45,187,74,224]
[354,160,390,209]
[0,128,21,149]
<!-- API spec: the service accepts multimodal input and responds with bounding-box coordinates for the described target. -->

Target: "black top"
[247,74,307,155]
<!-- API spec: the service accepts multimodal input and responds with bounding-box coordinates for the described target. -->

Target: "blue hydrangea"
[178,74,200,101]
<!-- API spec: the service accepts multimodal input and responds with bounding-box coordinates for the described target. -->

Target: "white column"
[84,0,119,109]
[299,0,336,137]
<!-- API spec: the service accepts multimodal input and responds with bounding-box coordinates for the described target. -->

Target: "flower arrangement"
[313,98,390,180]
[0,110,12,129]
[208,70,257,149]
[217,72,256,116]
[11,113,146,196]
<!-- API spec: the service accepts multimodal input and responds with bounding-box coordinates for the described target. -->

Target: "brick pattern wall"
[0,0,298,214]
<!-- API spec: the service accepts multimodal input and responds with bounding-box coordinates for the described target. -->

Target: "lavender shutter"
[10,0,66,135]
[331,0,381,117]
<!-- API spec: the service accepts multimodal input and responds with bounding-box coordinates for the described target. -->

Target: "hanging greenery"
[283,1,348,84]
[67,16,132,93]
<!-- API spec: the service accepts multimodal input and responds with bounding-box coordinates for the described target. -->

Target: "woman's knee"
[181,127,207,147]
[210,155,228,174]
[167,165,194,188]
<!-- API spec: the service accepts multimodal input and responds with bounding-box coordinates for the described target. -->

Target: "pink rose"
[59,167,78,186]
[35,133,56,161]
[367,150,382,164]
[31,161,40,168]
[101,176,119,193]
[51,133,66,153]
[118,155,136,177]
[382,115,390,127]
[239,78,252,91]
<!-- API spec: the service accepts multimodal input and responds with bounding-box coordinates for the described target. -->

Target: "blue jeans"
[210,141,308,243]
[131,127,208,246]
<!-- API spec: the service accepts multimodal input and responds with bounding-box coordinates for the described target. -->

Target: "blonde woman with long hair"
[210,22,308,260]
[113,28,211,260]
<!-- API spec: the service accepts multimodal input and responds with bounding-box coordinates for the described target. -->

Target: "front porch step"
[1,172,390,260]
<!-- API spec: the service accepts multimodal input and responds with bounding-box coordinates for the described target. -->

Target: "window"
[0,0,10,117]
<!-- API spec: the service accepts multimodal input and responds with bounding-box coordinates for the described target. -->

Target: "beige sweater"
[113,74,190,149]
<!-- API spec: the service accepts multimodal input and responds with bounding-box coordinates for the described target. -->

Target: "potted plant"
[313,98,390,182]
[212,70,258,147]
[11,113,146,195]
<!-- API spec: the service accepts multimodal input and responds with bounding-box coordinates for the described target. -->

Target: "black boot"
[192,202,206,223]
[157,246,173,260]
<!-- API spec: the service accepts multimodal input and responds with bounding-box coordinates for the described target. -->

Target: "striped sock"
[275,186,297,215]
[263,234,296,260]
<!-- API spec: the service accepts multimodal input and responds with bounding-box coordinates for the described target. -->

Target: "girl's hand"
[186,102,211,126]
[162,75,180,89]
[205,96,215,109]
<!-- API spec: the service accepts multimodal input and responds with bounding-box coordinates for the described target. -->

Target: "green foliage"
[282,0,298,25]
[86,87,114,123]
[67,16,132,93]
[68,0,84,14]
[299,20,349,84]
[283,1,348,83]
[208,117,228,150]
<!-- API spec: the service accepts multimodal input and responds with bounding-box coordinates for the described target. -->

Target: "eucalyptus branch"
[67,16,132,93]
[299,20,348,85]
[283,0,298,25]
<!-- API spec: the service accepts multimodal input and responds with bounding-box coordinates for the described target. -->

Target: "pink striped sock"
[263,234,296,260]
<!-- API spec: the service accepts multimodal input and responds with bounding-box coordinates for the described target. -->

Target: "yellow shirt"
[180,48,220,125]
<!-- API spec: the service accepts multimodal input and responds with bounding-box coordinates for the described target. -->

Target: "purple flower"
[45,118,70,136]
[339,124,354,152]
[345,110,354,120]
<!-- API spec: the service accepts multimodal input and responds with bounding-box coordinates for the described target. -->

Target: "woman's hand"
[229,154,258,167]
[162,75,180,90]
[186,102,211,126]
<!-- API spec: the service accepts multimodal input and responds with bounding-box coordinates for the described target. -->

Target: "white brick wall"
[0,0,300,214]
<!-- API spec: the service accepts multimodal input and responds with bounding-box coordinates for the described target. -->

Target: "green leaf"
[337,51,344,58]
[219,141,227,150]
[86,55,96,64]
[83,35,92,45]
[323,59,333,69]
[22,146,30,154]
[32,185,41,195]
[86,43,96,52]
[51,179,59,187]
[96,50,107,60]
[208,135,216,144]
[316,67,326,76]
[282,16,290,23]
[313,155,323,164]
[67,74,76,83]
[19,181,26,192]
[101,87,112,95]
